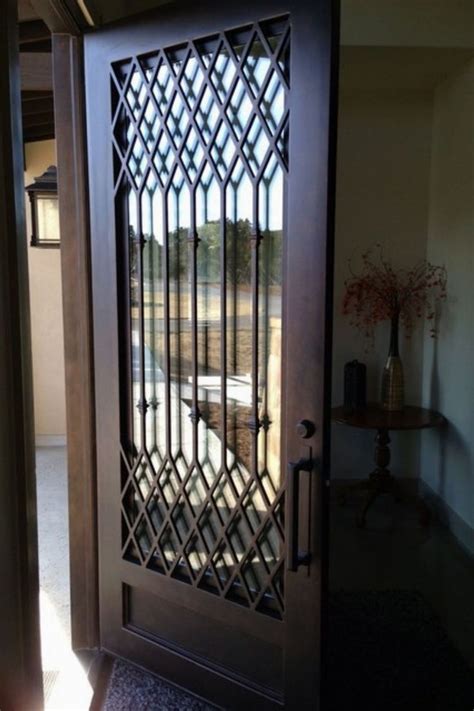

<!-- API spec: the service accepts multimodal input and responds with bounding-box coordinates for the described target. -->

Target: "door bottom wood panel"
[124,583,283,694]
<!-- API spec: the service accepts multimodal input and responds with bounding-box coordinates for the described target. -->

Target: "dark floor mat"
[327,590,474,711]
[102,659,216,710]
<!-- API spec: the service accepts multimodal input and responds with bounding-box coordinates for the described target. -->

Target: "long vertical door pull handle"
[287,457,313,572]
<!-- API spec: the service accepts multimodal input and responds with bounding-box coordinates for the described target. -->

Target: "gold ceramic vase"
[381,313,404,411]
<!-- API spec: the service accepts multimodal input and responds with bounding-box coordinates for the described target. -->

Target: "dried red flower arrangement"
[342,244,447,344]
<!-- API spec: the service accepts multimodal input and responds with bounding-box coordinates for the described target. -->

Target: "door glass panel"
[141,173,166,470]
[112,16,290,619]
[196,165,221,488]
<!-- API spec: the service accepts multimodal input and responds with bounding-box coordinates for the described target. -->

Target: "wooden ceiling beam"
[29,0,88,34]
[22,39,52,52]
[23,110,55,129]
[19,19,50,45]
[20,52,52,91]
[22,95,54,115]
[23,125,55,142]
[18,0,40,22]
[21,89,52,100]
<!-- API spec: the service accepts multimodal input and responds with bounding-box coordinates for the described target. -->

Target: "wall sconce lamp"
[25,165,60,248]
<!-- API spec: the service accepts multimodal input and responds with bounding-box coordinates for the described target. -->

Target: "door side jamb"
[52,32,99,652]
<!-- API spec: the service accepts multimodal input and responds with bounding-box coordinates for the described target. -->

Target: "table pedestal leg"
[357,428,395,528]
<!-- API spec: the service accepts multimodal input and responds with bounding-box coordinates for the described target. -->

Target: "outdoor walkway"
[36,446,92,710]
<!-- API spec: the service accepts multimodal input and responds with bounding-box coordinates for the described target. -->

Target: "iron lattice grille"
[112,16,290,619]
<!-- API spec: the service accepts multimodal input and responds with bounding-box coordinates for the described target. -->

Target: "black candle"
[344,360,367,410]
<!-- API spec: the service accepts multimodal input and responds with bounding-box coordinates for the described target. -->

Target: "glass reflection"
[128,187,142,453]
[167,168,192,468]
[141,172,166,471]
[196,164,222,487]
[226,160,253,490]
[258,154,283,501]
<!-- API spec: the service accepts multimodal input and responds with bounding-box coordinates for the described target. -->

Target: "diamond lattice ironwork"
[112,15,290,620]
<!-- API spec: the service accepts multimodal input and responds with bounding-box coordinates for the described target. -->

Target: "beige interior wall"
[420,59,474,549]
[332,32,474,553]
[331,89,433,479]
[332,0,473,496]
[24,140,66,441]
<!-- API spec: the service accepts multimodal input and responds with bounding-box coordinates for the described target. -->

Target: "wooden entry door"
[85,1,337,707]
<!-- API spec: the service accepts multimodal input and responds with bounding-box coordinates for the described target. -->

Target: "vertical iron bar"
[202,183,211,471]
[204,198,210,467]
[262,178,271,479]
[219,188,228,467]
[232,181,238,375]
[148,188,158,458]
[189,188,199,464]
[122,182,134,456]
[250,187,260,478]
[163,191,172,456]
[148,182,162,464]
[175,186,183,459]
[136,191,148,451]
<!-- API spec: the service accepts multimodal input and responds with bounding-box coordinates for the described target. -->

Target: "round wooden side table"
[331,403,446,527]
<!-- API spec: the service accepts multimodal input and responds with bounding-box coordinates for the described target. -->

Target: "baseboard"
[331,477,419,499]
[419,480,474,559]
[36,434,67,447]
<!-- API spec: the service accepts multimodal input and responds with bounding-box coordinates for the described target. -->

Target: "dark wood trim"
[20,51,52,91]
[19,0,41,22]
[282,1,338,706]
[52,33,99,651]
[320,0,340,705]
[0,0,44,708]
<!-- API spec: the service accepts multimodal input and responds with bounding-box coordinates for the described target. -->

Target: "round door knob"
[296,419,315,439]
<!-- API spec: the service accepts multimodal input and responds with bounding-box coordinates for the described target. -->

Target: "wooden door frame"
[52,33,100,652]
[0,0,44,707]
[19,0,101,657]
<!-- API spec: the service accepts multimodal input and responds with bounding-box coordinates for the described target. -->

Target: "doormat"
[102,659,215,710]
[327,590,474,711]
